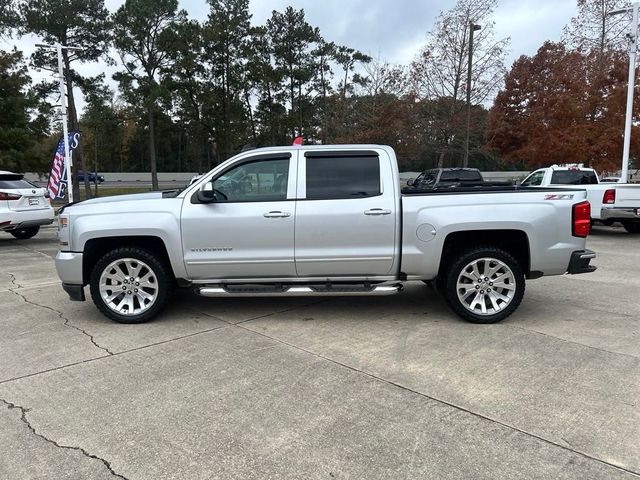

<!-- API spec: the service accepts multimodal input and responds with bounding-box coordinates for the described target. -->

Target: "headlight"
[58,215,70,247]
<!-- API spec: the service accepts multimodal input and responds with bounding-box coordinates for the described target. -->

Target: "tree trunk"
[63,52,92,200]
[147,107,158,190]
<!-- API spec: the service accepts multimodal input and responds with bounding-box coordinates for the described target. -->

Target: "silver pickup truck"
[55,145,596,325]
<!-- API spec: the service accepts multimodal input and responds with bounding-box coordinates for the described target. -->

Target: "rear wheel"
[9,226,40,239]
[444,247,525,324]
[90,247,172,323]
[622,221,640,234]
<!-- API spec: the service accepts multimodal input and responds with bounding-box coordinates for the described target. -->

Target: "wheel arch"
[437,229,532,280]
[82,236,176,286]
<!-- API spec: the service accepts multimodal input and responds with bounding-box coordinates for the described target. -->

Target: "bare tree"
[563,0,632,52]
[410,0,509,167]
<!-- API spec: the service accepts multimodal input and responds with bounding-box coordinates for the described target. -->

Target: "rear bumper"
[1,208,54,231]
[567,249,597,274]
[600,207,640,221]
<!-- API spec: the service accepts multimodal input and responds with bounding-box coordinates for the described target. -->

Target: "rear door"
[294,150,398,277]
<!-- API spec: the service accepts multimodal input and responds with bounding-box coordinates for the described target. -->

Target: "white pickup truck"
[521,164,640,233]
[55,145,596,325]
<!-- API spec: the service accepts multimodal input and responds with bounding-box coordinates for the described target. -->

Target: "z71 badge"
[544,194,574,200]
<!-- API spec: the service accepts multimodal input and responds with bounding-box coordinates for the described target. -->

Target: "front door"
[181,153,297,280]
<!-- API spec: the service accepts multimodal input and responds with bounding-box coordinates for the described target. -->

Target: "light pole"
[609,3,639,183]
[463,21,481,168]
[35,42,83,202]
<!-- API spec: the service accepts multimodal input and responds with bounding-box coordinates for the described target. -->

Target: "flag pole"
[56,43,73,202]
[36,42,83,202]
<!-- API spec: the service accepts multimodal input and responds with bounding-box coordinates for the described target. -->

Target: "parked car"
[0,171,54,239]
[55,145,596,325]
[521,164,640,233]
[77,171,105,184]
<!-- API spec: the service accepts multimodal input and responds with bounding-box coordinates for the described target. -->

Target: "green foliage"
[0,49,49,172]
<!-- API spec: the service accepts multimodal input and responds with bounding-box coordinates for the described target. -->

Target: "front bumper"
[57,249,86,301]
[601,207,640,221]
[567,249,597,274]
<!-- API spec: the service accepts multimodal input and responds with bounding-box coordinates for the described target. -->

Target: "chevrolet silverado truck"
[521,164,640,233]
[55,145,596,325]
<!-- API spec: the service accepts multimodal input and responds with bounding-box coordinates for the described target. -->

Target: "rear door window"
[305,156,381,200]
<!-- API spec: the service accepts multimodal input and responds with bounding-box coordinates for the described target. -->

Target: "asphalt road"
[0,225,638,479]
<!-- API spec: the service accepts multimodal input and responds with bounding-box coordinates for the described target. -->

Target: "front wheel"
[444,247,525,324]
[10,226,40,239]
[89,247,172,323]
[622,221,640,234]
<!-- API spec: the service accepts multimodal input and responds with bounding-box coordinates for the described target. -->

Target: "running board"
[197,284,401,297]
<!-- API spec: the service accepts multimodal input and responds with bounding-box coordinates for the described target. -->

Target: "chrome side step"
[197,284,401,297]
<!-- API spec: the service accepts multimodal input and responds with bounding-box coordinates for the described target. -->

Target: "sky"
[2,0,579,112]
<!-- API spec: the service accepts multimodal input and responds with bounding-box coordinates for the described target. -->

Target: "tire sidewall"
[444,247,525,324]
[90,247,171,324]
[10,226,40,239]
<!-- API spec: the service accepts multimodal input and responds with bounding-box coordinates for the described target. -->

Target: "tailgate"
[613,185,640,208]
[3,188,49,212]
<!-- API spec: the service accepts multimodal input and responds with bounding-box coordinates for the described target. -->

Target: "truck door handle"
[263,211,291,218]
[364,208,392,216]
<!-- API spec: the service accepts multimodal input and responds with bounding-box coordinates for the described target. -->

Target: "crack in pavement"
[0,398,129,480]
[7,274,114,356]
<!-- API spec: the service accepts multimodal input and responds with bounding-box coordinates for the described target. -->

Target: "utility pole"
[463,22,481,168]
[35,42,83,202]
[610,3,639,183]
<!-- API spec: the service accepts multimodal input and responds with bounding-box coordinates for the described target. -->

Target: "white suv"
[0,171,54,239]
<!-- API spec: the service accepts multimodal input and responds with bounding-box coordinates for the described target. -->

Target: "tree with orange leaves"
[486,42,640,171]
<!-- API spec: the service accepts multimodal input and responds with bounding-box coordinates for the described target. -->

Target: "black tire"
[89,247,172,324]
[9,226,40,239]
[443,247,525,324]
[622,221,640,234]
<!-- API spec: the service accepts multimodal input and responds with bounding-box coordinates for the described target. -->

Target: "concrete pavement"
[0,225,638,479]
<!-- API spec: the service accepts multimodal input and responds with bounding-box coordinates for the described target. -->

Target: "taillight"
[572,201,591,237]
[603,189,616,204]
[0,192,21,201]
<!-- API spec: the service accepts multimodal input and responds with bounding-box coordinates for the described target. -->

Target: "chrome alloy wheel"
[98,258,158,316]
[455,257,516,316]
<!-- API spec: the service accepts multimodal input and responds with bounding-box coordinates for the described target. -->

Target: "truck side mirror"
[196,182,217,203]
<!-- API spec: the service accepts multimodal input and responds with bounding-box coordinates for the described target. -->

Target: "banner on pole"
[47,132,80,200]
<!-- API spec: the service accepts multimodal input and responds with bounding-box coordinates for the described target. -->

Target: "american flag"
[47,132,79,200]
[47,137,66,199]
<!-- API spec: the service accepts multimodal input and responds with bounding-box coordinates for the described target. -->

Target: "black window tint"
[551,170,598,185]
[306,156,381,200]
[0,179,34,189]
[440,170,482,182]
